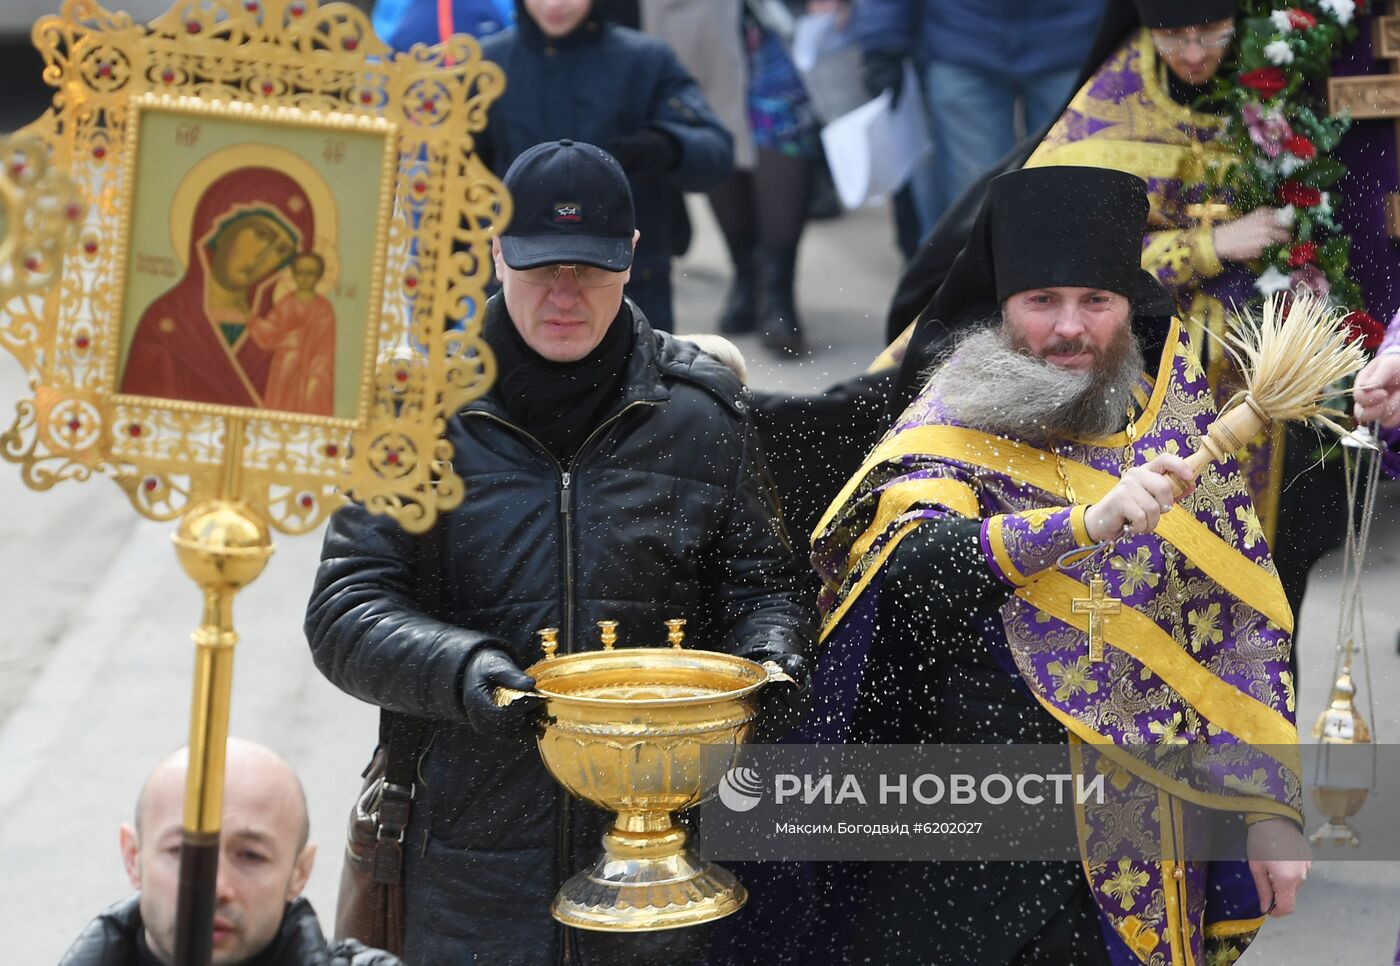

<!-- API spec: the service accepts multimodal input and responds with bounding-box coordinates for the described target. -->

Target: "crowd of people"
[54,0,1400,964]
[373,0,1120,355]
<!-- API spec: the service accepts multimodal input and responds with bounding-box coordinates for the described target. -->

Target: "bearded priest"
[805,166,1310,965]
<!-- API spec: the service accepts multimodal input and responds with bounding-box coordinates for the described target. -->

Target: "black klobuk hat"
[889,164,1175,412]
[986,165,1154,305]
[1133,0,1237,29]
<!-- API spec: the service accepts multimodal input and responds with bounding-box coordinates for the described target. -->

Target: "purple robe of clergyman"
[810,317,1304,965]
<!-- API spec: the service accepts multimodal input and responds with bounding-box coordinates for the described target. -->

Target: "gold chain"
[1054,451,1078,505]
[1122,401,1138,472]
[1054,401,1139,511]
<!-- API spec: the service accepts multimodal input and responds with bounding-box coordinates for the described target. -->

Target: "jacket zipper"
[560,470,574,654]
[467,399,660,652]
[557,467,575,966]
[464,399,660,966]
[558,399,658,649]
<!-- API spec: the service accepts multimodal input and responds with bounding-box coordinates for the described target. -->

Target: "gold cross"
[1071,574,1121,663]
[1184,198,1233,231]
[1180,136,1233,229]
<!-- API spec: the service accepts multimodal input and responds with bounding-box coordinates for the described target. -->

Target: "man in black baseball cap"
[491,138,640,365]
[307,138,812,965]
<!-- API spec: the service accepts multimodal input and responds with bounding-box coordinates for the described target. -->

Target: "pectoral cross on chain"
[1072,574,1121,663]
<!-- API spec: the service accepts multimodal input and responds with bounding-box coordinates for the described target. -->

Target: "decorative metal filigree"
[0,134,86,302]
[1,0,507,534]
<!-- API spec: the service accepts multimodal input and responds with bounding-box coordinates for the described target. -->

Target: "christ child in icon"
[251,250,337,416]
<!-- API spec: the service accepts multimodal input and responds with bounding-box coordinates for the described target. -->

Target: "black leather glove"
[861,48,906,106]
[738,649,809,713]
[746,650,811,741]
[607,127,681,177]
[763,652,810,709]
[461,647,544,736]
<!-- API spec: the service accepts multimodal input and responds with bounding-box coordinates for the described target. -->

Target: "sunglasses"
[1151,26,1235,52]
[512,263,623,288]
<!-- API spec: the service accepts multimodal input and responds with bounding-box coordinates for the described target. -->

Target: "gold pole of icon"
[168,419,275,961]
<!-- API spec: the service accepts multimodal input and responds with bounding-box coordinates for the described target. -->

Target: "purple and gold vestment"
[812,317,1304,965]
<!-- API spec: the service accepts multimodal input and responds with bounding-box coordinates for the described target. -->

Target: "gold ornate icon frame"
[1,0,509,535]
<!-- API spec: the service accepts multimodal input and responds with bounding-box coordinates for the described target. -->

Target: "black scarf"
[134,931,165,966]
[482,296,634,464]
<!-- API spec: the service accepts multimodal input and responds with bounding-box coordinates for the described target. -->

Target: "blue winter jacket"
[478,8,733,274]
[852,0,1106,77]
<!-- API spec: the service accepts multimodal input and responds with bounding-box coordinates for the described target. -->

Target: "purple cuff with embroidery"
[980,505,1092,587]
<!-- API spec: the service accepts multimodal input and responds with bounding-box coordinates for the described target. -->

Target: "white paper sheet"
[819,62,932,210]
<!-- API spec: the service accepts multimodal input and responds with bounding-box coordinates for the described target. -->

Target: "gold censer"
[1309,640,1373,848]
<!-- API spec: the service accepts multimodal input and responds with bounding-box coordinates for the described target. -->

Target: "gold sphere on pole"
[172,500,274,590]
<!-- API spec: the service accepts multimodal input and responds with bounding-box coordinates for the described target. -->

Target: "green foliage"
[1297,156,1347,188]
[1193,0,1365,310]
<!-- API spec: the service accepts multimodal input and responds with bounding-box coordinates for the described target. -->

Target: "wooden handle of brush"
[1170,397,1269,497]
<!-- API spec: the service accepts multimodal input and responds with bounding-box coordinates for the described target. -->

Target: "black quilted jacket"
[305,307,813,964]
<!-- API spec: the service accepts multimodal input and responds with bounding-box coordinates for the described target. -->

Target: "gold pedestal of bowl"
[504,641,789,932]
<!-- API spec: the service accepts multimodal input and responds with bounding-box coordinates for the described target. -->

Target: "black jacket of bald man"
[58,896,401,966]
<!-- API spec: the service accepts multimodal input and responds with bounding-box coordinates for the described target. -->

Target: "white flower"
[1256,267,1293,295]
[1270,10,1295,33]
[1276,205,1297,228]
[1277,154,1304,177]
[1319,191,1334,216]
[1265,40,1296,65]
[1321,0,1356,25]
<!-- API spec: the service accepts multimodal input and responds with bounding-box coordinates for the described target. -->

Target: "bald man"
[59,738,400,966]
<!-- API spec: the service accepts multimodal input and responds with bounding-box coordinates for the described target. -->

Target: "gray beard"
[921,321,1146,443]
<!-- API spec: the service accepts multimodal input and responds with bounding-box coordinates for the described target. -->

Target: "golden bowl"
[506,645,790,932]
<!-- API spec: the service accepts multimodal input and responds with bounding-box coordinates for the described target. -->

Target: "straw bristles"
[1216,290,1368,436]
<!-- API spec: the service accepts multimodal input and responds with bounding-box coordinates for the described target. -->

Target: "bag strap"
[369,516,444,884]
[369,710,429,885]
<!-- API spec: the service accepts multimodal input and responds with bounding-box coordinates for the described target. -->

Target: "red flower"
[1344,311,1386,351]
[1288,242,1319,266]
[1286,9,1318,29]
[1241,67,1288,98]
[1283,134,1317,159]
[1278,181,1322,207]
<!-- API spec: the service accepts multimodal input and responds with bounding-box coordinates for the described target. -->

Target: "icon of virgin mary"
[119,166,317,410]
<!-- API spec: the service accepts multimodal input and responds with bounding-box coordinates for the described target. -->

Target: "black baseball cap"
[499,139,636,272]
